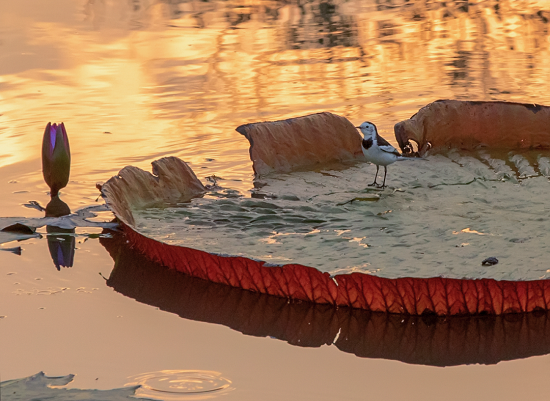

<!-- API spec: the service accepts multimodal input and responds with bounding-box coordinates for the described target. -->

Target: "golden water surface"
[2,0,550,399]
[2,0,550,214]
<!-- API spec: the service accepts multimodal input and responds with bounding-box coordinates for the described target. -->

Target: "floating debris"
[0,372,150,401]
[482,257,499,266]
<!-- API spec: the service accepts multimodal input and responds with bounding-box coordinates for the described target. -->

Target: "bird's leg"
[368,165,379,187]
[380,166,388,189]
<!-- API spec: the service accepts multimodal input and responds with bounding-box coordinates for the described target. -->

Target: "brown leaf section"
[236,112,362,176]
[395,100,550,156]
[103,230,550,366]
[100,156,206,226]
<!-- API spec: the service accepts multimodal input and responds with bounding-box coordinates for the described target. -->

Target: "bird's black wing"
[377,134,401,156]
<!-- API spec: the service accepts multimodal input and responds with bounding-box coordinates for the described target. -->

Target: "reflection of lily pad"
[0,372,152,401]
[102,231,550,367]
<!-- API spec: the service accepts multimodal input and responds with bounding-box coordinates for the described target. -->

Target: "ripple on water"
[127,370,233,400]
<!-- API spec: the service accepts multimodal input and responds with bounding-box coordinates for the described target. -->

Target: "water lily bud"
[42,122,71,197]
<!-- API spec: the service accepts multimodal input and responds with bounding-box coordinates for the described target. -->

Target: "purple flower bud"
[49,124,57,155]
[42,122,71,197]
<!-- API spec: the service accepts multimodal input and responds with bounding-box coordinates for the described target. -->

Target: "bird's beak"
[355,126,361,129]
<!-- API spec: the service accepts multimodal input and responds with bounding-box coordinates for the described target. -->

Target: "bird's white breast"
[362,143,398,166]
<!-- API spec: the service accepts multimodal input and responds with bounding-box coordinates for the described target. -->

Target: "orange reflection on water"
[1,0,550,215]
[3,3,550,397]
[453,228,488,235]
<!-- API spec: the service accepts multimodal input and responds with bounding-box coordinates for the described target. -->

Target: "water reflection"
[102,230,550,367]
[45,196,75,270]
[3,0,550,211]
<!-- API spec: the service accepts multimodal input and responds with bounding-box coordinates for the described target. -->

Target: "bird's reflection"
[45,196,75,270]
[101,229,550,367]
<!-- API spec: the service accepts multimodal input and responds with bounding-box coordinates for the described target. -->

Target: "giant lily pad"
[100,108,550,316]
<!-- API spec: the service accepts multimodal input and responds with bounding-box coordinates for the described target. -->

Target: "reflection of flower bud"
[42,122,71,197]
[45,196,75,270]
[46,226,76,270]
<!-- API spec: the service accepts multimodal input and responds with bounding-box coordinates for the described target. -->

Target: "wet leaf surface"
[133,151,550,281]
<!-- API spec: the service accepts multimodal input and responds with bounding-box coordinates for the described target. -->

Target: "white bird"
[356,121,402,189]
